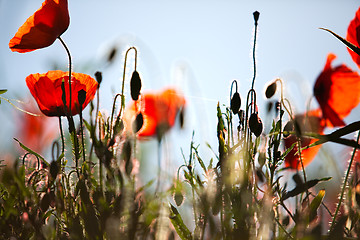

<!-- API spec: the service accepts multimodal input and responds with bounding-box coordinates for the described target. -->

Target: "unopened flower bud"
[94,71,102,85]
[265,82,277,99]
[130,70,142,101]
[132,112,144,133]
[249,113,263,137]
[230,92,241,114]
[77,89,87,106]
[253,11,260,25]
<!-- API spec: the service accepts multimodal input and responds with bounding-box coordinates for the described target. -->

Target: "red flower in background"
[124,88,186,138]
[313,53,360,128]
[9,0,69,53]
[26,70,98,116]
[284,110,326,169]
[16,101,58,153]
[347,7,360,68]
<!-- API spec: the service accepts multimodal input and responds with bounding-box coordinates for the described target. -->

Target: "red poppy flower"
[284,110,326,169]
[9,0,69,53]
[16,101,58,153]
[313,53,360,128]
[124,88,186,138]
[347,7,360,68]
[26,70,98,116]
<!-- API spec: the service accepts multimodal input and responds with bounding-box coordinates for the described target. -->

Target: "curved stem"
[119,47,138,117]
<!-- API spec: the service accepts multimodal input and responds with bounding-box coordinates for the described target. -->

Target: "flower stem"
[57,36,72,115]
[330,130,360,231]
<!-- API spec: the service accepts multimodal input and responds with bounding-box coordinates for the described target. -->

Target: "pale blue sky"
[0,1,359,179]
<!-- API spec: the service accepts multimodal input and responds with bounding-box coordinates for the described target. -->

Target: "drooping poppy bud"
[130,71,142,101]
[265,82,277,99]
[230,92,241,114]
[132,112,144,133]
[249,113,263,137]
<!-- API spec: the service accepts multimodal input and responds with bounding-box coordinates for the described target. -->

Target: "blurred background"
[0,0,359,199]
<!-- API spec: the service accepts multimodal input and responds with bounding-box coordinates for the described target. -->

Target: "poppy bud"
[230,92,241,114]
[107,47,117,63]
[130,70,142,101]
[50,160,59,179]
[266,101,273,113]
[77,89,87,107]
[132,112,144,133]
[253,11,260,25]
[94,71,102,85]
[174,190,184,206]
[265,82,277,99]
[40,193,51,212]
[249,113,263,137]
[283,120,294,137]
[179,108,185,128]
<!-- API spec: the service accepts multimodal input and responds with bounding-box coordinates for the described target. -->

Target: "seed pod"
[265,82,277,99]
[249,113,263,137]
[132,112,143,133]
[253,11,260,24]
[49,160,59,179]
[130,70,142,101]
[230,92,241,114]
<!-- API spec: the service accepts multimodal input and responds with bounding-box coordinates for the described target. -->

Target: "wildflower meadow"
[1,1,360,239]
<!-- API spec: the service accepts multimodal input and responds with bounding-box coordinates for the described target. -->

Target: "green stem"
[330,130,360,231]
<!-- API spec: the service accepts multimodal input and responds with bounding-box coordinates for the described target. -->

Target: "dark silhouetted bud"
[179,108,185,128]
[256,168,265,182]
[130,70,142,101]
[283,121,294,137]
[94,71,102,85]
[253,11,260,25]
[132,112,143,133]
[50,160,59,179]
[77,89,87,106]
[266,101,273,113]
[249,113,263,137]
[174,190,184,206]
[40,193,51,212]
[265,82,277,99]
[107,47,117,63]
[230,92,241,114]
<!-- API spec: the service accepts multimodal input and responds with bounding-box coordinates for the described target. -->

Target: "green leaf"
[14,138,49,166]
[282,177,331,201]
[0,89,7,95]
[169,204,192,240]
[320,28,360,56]
[309,189,325,223]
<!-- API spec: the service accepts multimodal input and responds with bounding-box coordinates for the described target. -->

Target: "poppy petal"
[124,88,186,139]
[26,70,98,117]
[314,54,360,127]
[284,110,325,169]
[9,0,69,53]
[347,7,360,68]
